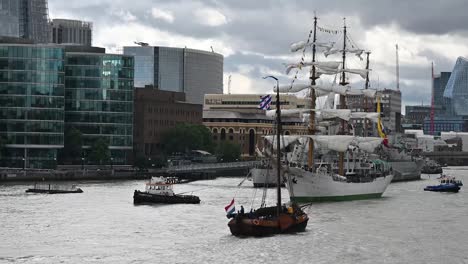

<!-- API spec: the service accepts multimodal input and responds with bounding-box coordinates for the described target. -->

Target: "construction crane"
[396,44,400,90]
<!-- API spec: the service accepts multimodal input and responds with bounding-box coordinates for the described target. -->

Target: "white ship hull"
[250,168,284,187]
[286,167,394,203]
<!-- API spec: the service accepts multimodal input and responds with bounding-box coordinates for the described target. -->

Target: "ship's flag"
[258,95,272,110]
[224,199,236,217]
[377,96,389,147]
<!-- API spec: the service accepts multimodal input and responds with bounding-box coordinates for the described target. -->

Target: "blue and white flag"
[258,95,272,110]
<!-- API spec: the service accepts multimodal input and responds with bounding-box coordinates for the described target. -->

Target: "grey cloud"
[47,0,468,108]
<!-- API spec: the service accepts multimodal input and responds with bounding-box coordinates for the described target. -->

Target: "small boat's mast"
[364,51,371,136]
[275,78,282,218]
[338,18,348,176]
[307,15,318,168]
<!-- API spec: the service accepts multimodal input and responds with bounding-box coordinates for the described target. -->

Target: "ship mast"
[364,51,371,136]
[275,78,282,218]
[338,18,348,176]
[307,15,318,168]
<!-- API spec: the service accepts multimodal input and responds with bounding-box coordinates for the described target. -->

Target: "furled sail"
[312,84,376,99]
[353,137,383,153]
[275,84,329,97]
[342,69,370,79]
[310,135,355,152]
[265,108,313,117]
[306,135,383,153]
[290,41,335,52]
[324,48,365,60]
[285,61,341,75]
[349,112,380,123]
[318,109,352,121]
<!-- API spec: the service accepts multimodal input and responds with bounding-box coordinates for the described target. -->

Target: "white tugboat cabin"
[145,176,175,196]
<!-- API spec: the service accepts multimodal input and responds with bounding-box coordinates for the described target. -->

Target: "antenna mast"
[228,75,231,94]
[430,62,435,135]
[396,44,400,90]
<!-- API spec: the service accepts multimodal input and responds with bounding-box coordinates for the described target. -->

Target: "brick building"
[133,86,202,158]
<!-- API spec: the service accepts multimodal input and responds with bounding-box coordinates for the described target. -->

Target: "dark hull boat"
[26,184,83,194]
[424,184,460,193]
[227,206,308,237]
[133,190,200,204]
[421,166,443,174]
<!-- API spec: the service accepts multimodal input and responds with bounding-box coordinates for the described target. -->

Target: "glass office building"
[64,52,134,164]
[0,44,65,168]
[123,46,223,104]
[123,46,154,88]
[0,0,20,38]
[443,57,468,116]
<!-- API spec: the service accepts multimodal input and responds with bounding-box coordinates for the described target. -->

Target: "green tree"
[216,141,241,162]
[161,124,214,155]
[89,138,110,165]
[62,127,83,164]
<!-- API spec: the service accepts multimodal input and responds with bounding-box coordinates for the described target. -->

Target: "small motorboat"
[26,183,83,194]
[424,183,460,193]
[133,176,200,204]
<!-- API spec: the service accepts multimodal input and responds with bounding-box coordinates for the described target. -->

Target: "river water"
[1,168,467,264]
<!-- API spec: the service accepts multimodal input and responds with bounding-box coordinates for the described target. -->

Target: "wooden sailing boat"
[227,77,309,237]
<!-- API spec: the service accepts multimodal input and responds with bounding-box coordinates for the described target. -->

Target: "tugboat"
[133,176,200,204]
[424,176,462,193]
[26,183,83,194]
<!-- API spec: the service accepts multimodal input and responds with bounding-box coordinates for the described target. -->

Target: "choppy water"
[1,168,468,264]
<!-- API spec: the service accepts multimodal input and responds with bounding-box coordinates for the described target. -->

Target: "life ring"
[253,219,260,225]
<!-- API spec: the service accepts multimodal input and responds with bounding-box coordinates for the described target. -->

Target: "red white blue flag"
[224,199,235,216]
[258,95,272,110]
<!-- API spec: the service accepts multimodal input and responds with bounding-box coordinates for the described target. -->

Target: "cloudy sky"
[48,0,468,113]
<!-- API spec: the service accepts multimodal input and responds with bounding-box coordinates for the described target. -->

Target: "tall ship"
[256,16,394,202]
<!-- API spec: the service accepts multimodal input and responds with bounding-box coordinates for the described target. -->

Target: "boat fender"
[253,219,260,225]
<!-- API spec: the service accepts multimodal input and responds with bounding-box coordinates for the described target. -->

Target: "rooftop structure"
[51,19,92,46]
[204,93,311,112]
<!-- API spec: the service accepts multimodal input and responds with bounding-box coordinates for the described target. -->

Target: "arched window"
[221,128,226,140]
